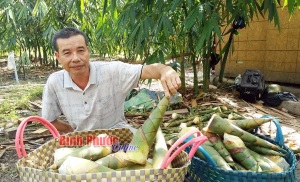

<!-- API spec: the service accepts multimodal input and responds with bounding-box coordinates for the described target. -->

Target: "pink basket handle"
[160,127,208,169]
[15,116,60,158]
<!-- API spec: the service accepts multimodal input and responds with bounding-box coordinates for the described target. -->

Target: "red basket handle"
[160,127,207,169]
[15,116,60,158]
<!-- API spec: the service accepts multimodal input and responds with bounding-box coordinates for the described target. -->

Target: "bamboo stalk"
[163,116,195,127]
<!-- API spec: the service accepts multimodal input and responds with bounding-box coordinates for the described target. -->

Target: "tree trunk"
[218,31,234,83]
[202,39,212,92]
[179,48,186,94]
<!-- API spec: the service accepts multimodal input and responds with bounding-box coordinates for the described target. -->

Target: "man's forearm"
[51,119,74,134]
[141,63,166,79]
[141,63,181,98]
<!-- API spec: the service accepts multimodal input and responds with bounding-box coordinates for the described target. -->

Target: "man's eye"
[64,52,70,55]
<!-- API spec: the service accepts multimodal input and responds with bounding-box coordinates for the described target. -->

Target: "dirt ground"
[0,64,300,182]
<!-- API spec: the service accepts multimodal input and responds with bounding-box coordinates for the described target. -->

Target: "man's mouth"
[71,65,83,70]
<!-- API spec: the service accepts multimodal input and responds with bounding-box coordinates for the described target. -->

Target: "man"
[42,27,181,134]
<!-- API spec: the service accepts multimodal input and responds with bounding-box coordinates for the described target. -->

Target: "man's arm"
[51,119,74,134]
[141,63,181,98]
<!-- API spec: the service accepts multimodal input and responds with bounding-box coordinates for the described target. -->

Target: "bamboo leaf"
[211,16,221,40]
[170,0,182,11]
[111,0,117,19]
[32,0,41,17]
[226,0,233,12]
[158,50,165,64]
[80,0,84,13]
[184,7,198,30]
[273,3,280,28]
[102,0,108,16]
[288,0,295,14]
[162,15,172,40]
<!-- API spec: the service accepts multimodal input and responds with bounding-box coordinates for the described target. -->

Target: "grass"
[0,84,44,126]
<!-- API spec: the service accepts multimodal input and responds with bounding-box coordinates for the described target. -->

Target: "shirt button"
[83,92,85,95]
[84,101,87,104]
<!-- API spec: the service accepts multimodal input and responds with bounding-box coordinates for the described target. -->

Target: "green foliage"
[0,0,299,95]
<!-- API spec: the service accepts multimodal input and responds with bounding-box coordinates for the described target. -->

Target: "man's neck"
[71,72,90,90]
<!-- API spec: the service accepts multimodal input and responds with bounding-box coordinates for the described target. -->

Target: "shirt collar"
[63,62,96,89]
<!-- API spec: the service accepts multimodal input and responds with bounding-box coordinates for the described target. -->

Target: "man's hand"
[141,64,181,98]
[51,119,74,134]
[159,66,181,98]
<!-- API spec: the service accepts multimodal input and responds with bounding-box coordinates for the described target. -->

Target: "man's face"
[55,35,90,77]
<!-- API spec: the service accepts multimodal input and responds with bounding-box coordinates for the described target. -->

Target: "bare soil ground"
[0,64,299,182]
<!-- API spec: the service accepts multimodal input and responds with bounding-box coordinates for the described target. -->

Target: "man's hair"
[52,27,88,52]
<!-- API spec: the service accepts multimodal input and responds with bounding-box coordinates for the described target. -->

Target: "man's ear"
[54,51,61,64]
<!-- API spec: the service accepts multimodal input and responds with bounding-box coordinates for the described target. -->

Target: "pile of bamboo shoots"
[174,114,291,173]
[48,97,172,175]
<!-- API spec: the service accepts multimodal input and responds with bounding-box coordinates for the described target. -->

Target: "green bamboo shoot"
[223,133,262,172]
[206,114,286,154]
[248,149,283,173]
[232,162,248,171]
[58,156,114,175]
[264,155,290,171]
[227,118,272,130]
[126,97,169,165]
[179,126,232,170]
[201,141,233,170]
[152,127,171,168]
[50,144,112,170]
[95,151,135,169]
[203,131,234,164]
[244,142,285,156]
[53,148,76,165]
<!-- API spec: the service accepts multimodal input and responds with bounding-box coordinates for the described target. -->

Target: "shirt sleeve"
[116,61,143,96]
[41,74,63,122]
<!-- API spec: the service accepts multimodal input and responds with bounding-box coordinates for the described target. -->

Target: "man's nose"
[71,53,80,61]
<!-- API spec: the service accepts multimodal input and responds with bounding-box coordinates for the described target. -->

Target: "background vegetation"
[1,0,299,95]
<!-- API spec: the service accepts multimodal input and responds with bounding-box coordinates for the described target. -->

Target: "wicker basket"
[17,128,191,182]
[187,135,297,182]
[186,115,298,182]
